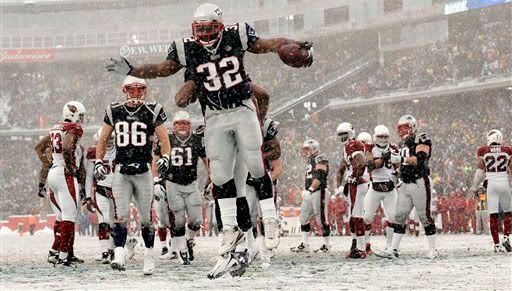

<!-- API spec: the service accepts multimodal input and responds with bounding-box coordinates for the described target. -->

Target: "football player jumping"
[106,3,312,263]
[95,76,171,275]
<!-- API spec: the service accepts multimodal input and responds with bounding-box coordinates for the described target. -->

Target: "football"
[278,43,309,68]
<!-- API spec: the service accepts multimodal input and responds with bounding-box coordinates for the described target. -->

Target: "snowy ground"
[1,231,511,290]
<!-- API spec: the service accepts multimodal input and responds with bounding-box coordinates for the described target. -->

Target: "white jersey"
[477,145,512,181]
[49,122,84,169]
[371,144,399,183]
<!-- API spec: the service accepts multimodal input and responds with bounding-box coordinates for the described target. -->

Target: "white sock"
[246,227,255,252]
[176,236,187,252]
[386,227,394,248]
[323,235,330,246]
[100,239,109,253]
[356,236,365,250]
[259,198,277,219]
[59,252,68,260]
[218,198,237,226]
[235,231,248,252]
[391,233,404,250]
[170,237,177,253]
[426,234,437,250]
[301,231,310,246]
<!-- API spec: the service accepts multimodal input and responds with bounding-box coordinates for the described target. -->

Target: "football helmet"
[62,101,86,123]
[397,115,417,140]
[173,110,192,138]
[336,122,355,145]
[301,139,319,157]
[487,129,503,146]
[356,132,372,144]
[122,76,147,105]
[373,125,390,148]
[192,3,224,47]
[95,127,115,150]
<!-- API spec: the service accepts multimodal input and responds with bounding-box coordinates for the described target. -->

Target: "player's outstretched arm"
[175,80,198,107]
[248,38,310,54]
[107,57,183,79]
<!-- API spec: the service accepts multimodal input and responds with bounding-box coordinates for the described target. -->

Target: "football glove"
[156,154,170,174]
[381,150,391,161]
[106,57,133,75]
[153,183,166,200]
[94,160,108,180]
[298,41,313,67]
[202,183,213,200]
[37,183,46,198]
[334,185,344,197]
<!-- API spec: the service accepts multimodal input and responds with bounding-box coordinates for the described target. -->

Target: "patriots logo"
[67,104,77,113]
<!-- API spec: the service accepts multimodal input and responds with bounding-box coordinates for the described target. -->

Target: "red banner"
[0,49,55,63]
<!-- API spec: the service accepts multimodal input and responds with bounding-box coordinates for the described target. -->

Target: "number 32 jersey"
[154,126,206,185]
[104,102,167,165]
[477,145,512,181]
[167,23,259,110]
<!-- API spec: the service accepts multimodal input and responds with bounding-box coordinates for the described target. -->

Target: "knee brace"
[236,197,253,232]
[214,179,237,199]
[141,224,155,248]
[98,222,110,240]
[112,223,128,247]
[301,223,311,233]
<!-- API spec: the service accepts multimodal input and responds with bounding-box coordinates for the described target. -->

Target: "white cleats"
[262,217,280,250]
[125,237,138,260]
[110,247,126,271]
[376,247,400,259]
[207,253,239,280]
[428,249,439,259]
[143,248,155,275]
[219,226,245,256]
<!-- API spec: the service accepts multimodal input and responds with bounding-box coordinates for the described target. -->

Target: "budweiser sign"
[0,49,55,63]
[119,44,171,58]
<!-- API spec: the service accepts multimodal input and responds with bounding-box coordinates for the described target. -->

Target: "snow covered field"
[1,231,511,290]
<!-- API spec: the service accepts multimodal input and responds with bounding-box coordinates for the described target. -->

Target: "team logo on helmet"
[67,104,77,113]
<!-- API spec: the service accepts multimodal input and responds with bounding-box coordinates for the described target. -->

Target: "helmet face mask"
[173,111,192,138]
[397,124,413,140]
[122,76,147,106]
[301,139,319,158]
[336,122,354,145]
[192,3,224,47]
[397,115,417,141]
[63,101,86,124]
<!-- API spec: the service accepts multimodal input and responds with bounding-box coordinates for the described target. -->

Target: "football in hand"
[278,43,309,68]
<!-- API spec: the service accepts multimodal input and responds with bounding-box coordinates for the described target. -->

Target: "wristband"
[308,187,315,192]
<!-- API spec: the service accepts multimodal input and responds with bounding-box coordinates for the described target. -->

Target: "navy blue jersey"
[168,23,259,110]
[305,153,329,190]
[154,125,206,185]
[399,133,432,183]
[104,102,167,165]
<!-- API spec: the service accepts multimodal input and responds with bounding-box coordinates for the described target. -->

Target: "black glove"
[37,182,46,198]
[381,151,391,161]
[156,154,170,175]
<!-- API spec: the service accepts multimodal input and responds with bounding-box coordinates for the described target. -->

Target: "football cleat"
[143,248,155,275]
[494,244,506,253]
[428,249,439,259]
[262,217,280,250]
[290,242,310,253]
[55,258,77,268]
[169,251,178,260]
[159,246,169,260]
[207,253,239,280]
[376,247,400,259]
[219,226,245,256]
[101,251,111,264]
[314,244,330,253]
[187,239,195,261]
[366,242,374,255]
[111,247,126,271]
[229,249,250,277]
[178,250,191,266]
[502,237,512,252]
[347,248,367,259]
[47,250,59,265]
[125,237,138,260]
[67,255,84,264]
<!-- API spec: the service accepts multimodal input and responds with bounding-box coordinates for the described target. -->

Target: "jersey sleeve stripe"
[175,39,187,66]
[153,103,163,125]
[238,23,249,51]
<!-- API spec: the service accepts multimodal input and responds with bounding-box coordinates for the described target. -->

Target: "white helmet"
[336,122,355,144]
[122,76,147,105]
[397,114,417,140]
[487,129,503,146]
[95,127,115,150]
[192,3,224,47]
[302,139,319,157]
[173,110,192,137]
[62,101,86,123]
[357,132,372,144]
[373,125,390,148]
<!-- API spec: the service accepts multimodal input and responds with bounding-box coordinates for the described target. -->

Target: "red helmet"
[192,3,224,47]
